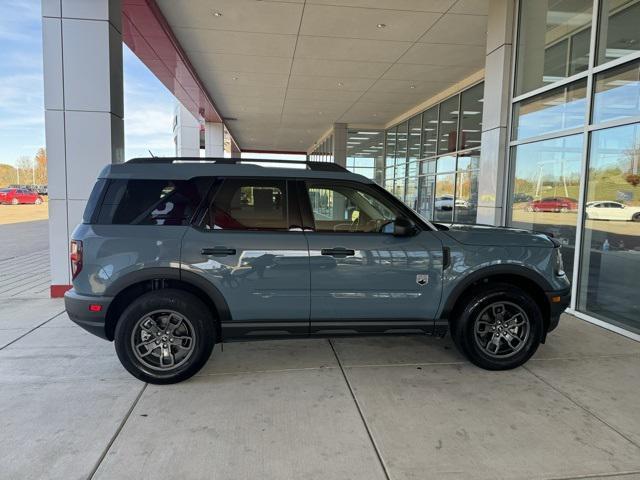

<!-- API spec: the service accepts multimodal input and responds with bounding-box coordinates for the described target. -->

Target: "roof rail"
[126,157,348,172]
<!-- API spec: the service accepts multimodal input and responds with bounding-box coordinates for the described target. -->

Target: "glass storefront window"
[437,155,456,173]
[510,134,584,277]
[417,176,435,219]
[395,122,408,179]
[438,96,460,154]
[592,60,640,124]
[515,0,593,95]
[421,158,437,175]
[433,173,456,223]
[405,176,418,211]
[385,128,396,170]
[578,123,640,333]
[346,130,384,182]
[454,168,479,224]
[421,107,438,158]
[408,115,422,162]
[597,0,640,66]
[513,80,587,139]
[459,83,484,150]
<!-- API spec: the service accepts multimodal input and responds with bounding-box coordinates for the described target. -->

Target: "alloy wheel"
[131,310,196,371]
[473,301,530,358]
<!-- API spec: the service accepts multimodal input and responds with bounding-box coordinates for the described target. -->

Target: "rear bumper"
[64,289,113,340]
[545,287,571,333]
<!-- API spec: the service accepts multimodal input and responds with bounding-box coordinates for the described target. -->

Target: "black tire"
[450,283,544,370]
[632,213,640,223]
[114,289,216,384]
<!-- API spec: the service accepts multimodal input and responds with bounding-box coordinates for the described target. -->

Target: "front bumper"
[64,289,113,340]
[545,287,571,333]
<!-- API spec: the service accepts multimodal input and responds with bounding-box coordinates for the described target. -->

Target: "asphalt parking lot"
[1,297,639,480]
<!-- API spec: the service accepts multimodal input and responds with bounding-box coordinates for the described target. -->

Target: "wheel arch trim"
[439,264,553,320]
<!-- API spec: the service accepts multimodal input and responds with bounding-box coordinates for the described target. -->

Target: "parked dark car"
[0,188,44,205]
[527,197,578,213]
[65,158,570,384]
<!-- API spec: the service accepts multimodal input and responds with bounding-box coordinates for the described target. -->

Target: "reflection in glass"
[421,107,438,158]
[438,96,460,154]
[385,128,396,170]
[405,176,418,211]
[437,155,456,173]
[346,130,384,182]
[513,80,587,140]
[510,134,583,277]
[395,122,408,179]
[515,0,592,95]
[393,178,405,201]
[460,83,484,150]
[418,175,435,219]
[593,60,640,124]
[433,173,456,222]
[578,124,640,333]
[454,154,480,224]
[597,0,640,66]
[408,115,422,162]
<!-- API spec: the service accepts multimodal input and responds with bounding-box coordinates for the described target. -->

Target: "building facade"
[310,0,640,338]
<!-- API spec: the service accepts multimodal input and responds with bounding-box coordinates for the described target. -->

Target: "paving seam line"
[328,338,392,480]
[545,469,640,480]
[0,310,67,350]
[87,382,148,480]
[523,365,640,451]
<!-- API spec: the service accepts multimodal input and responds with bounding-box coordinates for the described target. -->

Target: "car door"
[181,177,310,337]
[605,202,626,220]
[299,180,444,334]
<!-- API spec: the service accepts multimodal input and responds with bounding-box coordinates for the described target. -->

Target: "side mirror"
[393,217,417,237]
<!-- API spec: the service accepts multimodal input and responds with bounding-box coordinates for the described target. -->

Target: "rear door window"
[96,178,212,225]
[202,178,288,230]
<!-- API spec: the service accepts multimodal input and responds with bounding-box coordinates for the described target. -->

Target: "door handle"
[321,247,355,258]
[201,247,236,256]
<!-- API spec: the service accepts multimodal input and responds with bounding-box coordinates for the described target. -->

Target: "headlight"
[555,248,565,277]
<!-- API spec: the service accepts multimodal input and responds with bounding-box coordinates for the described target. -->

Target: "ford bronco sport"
[64,158,570,384]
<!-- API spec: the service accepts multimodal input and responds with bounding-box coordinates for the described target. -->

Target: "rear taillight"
[70,240,83,279]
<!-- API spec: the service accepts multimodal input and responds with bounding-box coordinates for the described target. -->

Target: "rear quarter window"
[95,178,213,226]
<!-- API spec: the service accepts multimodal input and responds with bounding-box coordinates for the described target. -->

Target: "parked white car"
[585,201,640,221]
[435,195,470,211]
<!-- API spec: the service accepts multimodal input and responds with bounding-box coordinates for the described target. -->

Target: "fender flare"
[105,267,232,323]
[439,264,553,320]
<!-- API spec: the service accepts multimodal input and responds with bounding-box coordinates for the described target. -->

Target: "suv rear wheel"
[114,289,215,384]
[451,283,543,370]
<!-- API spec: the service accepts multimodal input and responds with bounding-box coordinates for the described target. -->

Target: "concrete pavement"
[0,220,50,298]
[0,299,639,480]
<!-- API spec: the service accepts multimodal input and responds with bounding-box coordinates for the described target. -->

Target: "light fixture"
[213,11,223,17]
[376,23,386,28]
[410,85,416,89]
[337,82,344,87]
[232,76,238,81]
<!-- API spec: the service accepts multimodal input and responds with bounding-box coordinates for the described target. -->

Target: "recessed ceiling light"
[337,82,344,87]
[213,11,223,17]
[376,23,386,28]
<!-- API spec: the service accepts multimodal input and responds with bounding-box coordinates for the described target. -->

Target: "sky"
[0,0,177,167]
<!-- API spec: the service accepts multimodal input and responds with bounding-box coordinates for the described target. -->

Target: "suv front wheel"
[114,289,215,384]
[451,283,543,370]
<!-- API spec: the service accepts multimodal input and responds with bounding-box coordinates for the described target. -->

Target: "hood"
[442,224,556,248]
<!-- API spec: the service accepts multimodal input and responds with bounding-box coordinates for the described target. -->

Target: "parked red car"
[527,197,578,213]
[0,188,44,205]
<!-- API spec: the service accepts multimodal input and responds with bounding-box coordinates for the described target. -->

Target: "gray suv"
[64,158,570,384]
